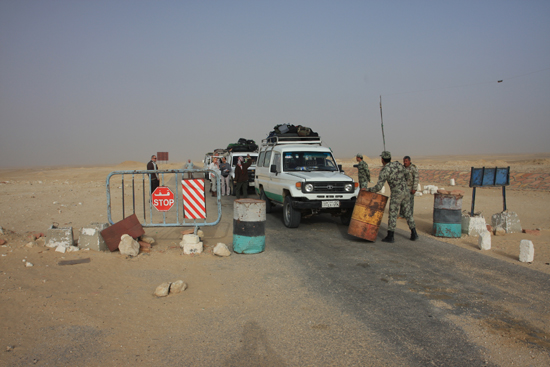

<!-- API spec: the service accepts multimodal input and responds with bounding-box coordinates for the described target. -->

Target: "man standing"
[234,154,252,199]
[355,153,371,189]
[185,159,194,179]
[400,156,419,217]
[366,151,418,243]
[208,158,220,197]
[219,157,232,196]
[147,155,159,194]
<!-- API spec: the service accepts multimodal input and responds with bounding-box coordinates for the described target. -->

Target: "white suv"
[254,136,358,228]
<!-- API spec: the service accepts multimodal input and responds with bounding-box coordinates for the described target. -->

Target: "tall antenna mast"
[379,95,386,151]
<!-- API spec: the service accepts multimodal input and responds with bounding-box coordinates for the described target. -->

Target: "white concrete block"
[182,234,200,244]
[183,241,203,255]
[46,226,74,248]
[450,179,456,186]
[492,211,522,234]
[461,215,487,236]
[519,240,534,262]
[78,222,109,251]
[478,231,491,250]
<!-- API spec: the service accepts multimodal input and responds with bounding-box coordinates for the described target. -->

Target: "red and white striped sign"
[181,179,206,219]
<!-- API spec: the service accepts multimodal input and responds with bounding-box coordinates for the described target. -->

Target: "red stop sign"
[152,187,175,212]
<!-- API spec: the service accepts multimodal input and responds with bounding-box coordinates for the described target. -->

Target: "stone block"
[78,223,109,251]
[119,234,139,256]
[478,231,491,250]
[183,241,203,255]
[461,215,487,236]
[214,243,231,257]
[491,211,522,234]
[182,234,200,244]
[519,240,534,263]
[46,226,74,248]
[450,178,456,186]
[494,227,506,236]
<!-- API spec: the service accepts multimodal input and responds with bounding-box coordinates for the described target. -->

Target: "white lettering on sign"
[153,199,175,207]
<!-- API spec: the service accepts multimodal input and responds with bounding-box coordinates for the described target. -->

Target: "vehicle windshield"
[283,152,338,172]
[232,156,257,166]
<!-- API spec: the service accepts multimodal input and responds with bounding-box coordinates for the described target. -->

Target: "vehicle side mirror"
[270,165,277,173]
[338,164,343,171]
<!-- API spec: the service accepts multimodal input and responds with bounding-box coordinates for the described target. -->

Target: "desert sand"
[1,153,549,365]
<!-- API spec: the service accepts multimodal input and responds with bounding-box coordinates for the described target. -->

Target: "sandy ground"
[0,153,549,365]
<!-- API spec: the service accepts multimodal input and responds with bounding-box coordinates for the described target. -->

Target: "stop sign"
[152,187,175,212]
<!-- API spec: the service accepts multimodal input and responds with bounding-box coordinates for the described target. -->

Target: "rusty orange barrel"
[348,190,388,241]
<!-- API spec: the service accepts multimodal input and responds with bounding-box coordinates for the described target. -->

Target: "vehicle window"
[273,152,281,172]
[264,151,272,167]
[232,155,258,167]
[282,152,337,172]
[258,152,265,167]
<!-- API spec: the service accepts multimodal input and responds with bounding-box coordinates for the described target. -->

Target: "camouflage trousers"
[399,191,415,217]
[359,179,369,189]
[388,191,416,231]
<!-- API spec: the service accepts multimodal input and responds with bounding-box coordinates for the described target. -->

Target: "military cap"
[356,153,363,159]
[380,151,391,159]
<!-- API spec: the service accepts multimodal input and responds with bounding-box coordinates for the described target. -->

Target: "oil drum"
[348,190,388,241]
[233,199,266,253]
[433,193,462,237]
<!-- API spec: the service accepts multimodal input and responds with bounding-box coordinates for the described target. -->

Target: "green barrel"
[433,193,462,238]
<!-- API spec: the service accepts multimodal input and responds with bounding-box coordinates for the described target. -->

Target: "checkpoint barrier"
[106,169,221,229]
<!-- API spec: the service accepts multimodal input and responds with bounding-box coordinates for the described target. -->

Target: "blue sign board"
[469,167,510,187]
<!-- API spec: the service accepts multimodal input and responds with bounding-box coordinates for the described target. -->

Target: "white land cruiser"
[254,135,358,228]
[229,151,259,194]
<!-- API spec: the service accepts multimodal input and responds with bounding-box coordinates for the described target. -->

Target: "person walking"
[219,157,232,196]
[365,151,418,243]
[355,153,371,189]
[400,155,419,217]
[234,154,252,199]
[185,159,194,179]
[147,155,159,194]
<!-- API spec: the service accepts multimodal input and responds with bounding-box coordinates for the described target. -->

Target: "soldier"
[355,154,371,189]
[400,155,419,217]
[365,151,418,243]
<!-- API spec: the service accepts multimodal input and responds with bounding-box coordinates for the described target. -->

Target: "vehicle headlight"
[345,183,353,192]
[304,183,314,193]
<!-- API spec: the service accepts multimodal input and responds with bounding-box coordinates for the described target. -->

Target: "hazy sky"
[1,0,549,168]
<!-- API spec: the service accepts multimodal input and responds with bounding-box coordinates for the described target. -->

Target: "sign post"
[152,187,175,212]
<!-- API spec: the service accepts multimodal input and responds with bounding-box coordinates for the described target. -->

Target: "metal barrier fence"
[106,169,222,228]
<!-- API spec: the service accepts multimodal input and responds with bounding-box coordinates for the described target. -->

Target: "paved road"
[260,204,550,366]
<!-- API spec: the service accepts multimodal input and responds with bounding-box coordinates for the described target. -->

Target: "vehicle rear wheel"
[283,196,301,228]
[260,188,273,213]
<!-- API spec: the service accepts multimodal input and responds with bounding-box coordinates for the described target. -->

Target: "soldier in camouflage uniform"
[400,155,419,217]
[365,151,418,243]
[355,153,371,189]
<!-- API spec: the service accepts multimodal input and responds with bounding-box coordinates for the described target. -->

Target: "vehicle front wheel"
[283,196,301,228]
[340,209,353,225]
[260,188,273,213]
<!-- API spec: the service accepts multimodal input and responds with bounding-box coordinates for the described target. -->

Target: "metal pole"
[502,186,507,212]
[471,187,476,217]
[379,95,386,151]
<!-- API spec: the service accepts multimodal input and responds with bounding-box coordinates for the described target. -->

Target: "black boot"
[410,228,419,241]
[382,231,395,243]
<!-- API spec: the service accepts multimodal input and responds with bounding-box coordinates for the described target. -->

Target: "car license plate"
[322,201,340,208]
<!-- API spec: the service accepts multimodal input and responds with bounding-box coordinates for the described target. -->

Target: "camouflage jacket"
[405,163,419,191]
[367,161,409,194]
[357,160,371,188]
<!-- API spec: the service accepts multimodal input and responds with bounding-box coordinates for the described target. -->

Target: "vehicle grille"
[309,181,350,193]
[248,169,255,182]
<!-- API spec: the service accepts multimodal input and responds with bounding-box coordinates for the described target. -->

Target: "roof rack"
[261,135,323,146]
